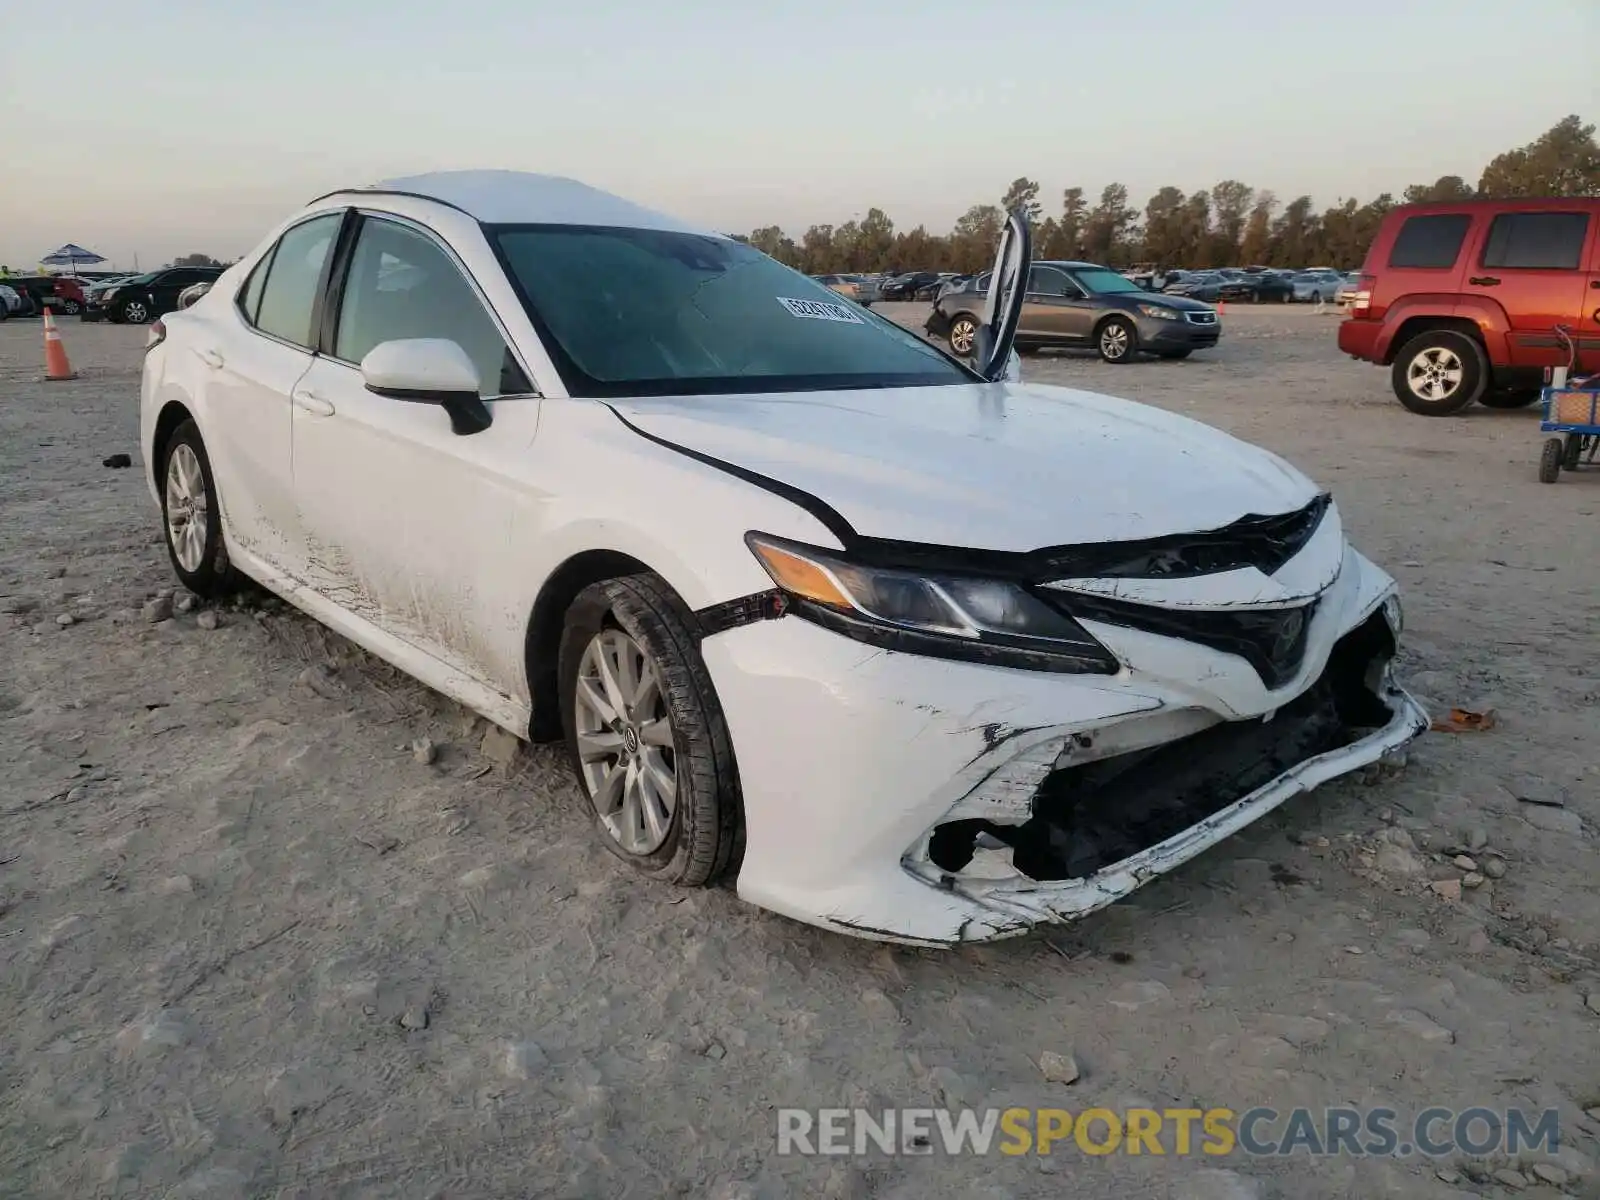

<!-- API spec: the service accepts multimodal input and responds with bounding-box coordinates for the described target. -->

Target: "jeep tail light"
[1352,274,1375,314]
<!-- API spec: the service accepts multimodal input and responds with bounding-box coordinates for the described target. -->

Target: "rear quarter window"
[1387,213,1472,269]
[1481,212,1589,270]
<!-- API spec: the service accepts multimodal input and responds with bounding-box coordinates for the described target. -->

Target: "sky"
[1,0,1595,270]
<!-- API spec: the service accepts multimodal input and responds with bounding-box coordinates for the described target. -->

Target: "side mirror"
[974,209,1032,382]
[360,338,492,436]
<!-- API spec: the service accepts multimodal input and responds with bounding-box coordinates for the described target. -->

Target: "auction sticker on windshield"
[777,296,864,324]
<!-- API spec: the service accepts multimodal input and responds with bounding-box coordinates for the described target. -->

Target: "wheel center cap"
[622,726,640,755]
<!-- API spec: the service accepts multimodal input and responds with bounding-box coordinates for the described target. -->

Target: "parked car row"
[82,267,224,324]
[0,268,226,323]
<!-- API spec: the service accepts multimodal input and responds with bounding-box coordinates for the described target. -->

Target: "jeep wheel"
[1391,331,1486,416]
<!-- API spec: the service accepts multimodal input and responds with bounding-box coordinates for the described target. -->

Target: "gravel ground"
[1,307,1597,1199]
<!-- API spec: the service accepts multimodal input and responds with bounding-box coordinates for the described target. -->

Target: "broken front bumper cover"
[908,668,1426,937]
[699,546,1425,946]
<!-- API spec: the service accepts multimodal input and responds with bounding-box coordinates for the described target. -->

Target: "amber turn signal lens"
[746,537,853,609]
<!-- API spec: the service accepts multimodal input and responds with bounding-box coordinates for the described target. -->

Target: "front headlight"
[1136,303,1182,321]
[99,288,119,301]
[745,533,1120,674]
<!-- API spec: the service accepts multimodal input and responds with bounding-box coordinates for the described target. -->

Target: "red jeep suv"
[1338,198,1600,415]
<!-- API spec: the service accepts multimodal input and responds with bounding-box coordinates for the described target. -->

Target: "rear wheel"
[1390,330,1487,416]
[59,298,81,316]
[160,420,240,597]
[558,574,741,886]
[1096,316,1137,363]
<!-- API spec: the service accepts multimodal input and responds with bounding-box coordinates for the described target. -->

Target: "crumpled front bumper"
[699,546,1426,946]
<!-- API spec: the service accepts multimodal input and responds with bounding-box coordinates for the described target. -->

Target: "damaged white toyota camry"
[140,170,1427,945]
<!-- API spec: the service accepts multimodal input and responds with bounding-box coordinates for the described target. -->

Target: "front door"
[1463,209,1592,370]
[290,213,542,697]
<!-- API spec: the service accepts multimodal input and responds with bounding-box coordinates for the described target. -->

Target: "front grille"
[1040,591,1317,689]
[1184,310,1218,325]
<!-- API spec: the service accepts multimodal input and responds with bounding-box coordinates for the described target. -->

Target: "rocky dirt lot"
[1,308,1597,1200]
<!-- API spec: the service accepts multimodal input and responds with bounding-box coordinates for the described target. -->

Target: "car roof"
[312,169,716,236]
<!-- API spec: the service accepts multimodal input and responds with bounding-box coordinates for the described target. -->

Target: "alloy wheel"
[164,443,209,572]
[948,319,976,355]
[573,628,678,855]
[1100,323,1131,360]
[124,301,149,324]
[1406,347,1463,403]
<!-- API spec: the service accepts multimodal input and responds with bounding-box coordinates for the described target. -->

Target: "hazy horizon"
[2,0,1594,270]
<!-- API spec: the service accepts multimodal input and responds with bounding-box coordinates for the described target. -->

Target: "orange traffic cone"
[1216,298,1227,316]
[43,311,77,381]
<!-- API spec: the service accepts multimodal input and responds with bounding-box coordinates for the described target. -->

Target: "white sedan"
[139,171,1426,945]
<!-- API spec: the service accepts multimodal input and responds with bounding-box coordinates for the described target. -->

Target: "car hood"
[608,381,1319,551]
[1121,289,1213,311]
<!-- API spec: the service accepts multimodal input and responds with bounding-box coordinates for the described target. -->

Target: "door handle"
[197,348,224,369]
[1468,276,1500,287]
[291,388,335,417]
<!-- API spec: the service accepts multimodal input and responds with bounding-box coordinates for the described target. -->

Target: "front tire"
[1096,316,1137,363]
[160,420,239,597]
[946,314,979,358]
[120,298,150,324]
[1391,330,1487,416]
[59,299,81,316]
[558,574,741,886]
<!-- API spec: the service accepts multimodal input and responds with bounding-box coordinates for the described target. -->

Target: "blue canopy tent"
[40,243,107,275]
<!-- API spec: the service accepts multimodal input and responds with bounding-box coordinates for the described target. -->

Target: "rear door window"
[1480,212,1589,270]
[1388,214,1472,269]
[252,214,341,349]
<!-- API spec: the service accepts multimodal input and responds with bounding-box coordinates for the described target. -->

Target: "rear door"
[1020,265,1082,342]
[1370,208,1474,318]
[1464,208,1592,369]
[200,212,344,577]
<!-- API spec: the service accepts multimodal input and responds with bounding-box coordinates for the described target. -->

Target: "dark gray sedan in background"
[927,260,1221,363]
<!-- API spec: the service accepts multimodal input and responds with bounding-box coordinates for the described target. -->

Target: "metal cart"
[1537,326,1600,484]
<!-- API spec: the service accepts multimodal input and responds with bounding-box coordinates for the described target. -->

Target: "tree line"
[738,116,1600,276]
